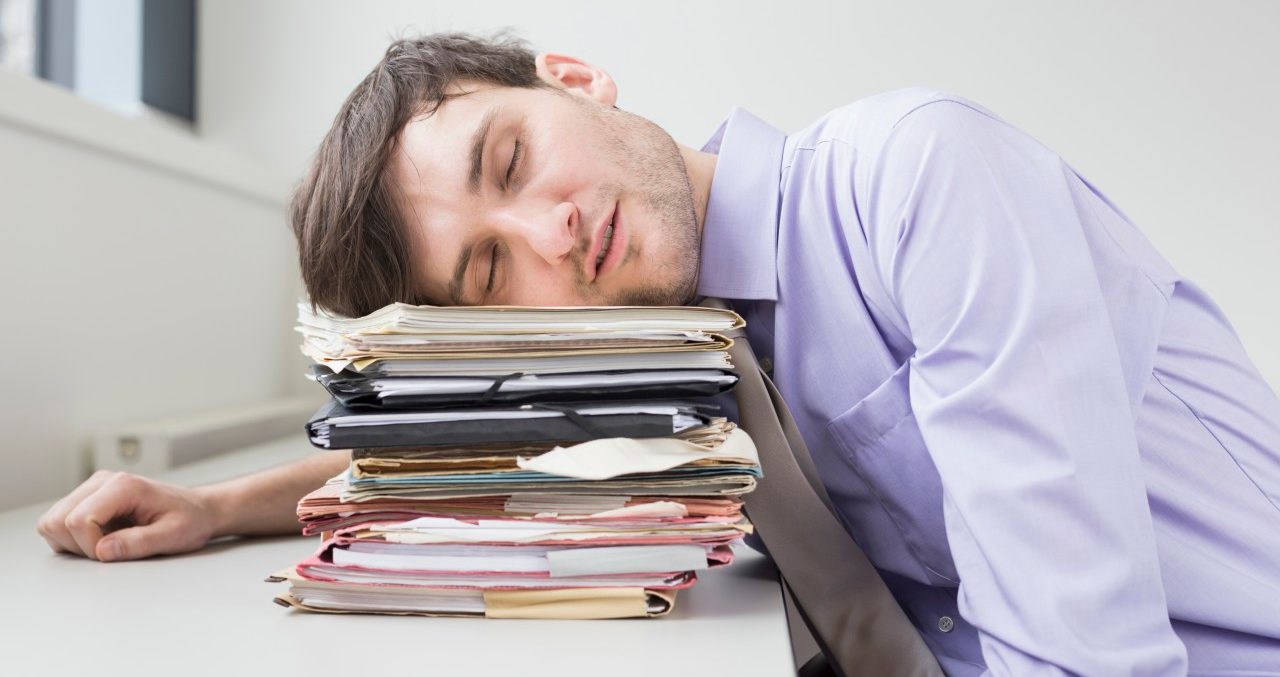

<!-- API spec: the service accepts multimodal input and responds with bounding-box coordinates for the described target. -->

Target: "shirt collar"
[694,107,784,302]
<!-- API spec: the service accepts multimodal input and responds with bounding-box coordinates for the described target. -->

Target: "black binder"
[305,398,718,450]
[310,365,738,410]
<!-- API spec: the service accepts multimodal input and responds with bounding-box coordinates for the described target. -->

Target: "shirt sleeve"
[864,99,1189,675]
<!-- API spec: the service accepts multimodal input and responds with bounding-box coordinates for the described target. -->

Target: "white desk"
[5,437,795,676]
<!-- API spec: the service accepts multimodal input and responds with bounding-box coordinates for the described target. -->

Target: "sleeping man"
[37,33,1280,675]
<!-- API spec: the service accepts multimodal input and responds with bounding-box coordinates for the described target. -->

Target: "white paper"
[516,428,759,480]
[366,351,732,376]
[297,300,742,334]
[374,370,736,397]
[330,542,710,577]
[546,544,708,578]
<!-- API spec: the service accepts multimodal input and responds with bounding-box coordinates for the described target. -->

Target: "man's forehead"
[390,82,519,305]
[392,85,500,192]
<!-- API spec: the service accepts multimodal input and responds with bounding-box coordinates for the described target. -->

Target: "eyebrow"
[448,106,503,305]
[467,106,501,195]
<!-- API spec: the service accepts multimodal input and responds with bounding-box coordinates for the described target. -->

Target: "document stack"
[272,302,761,619]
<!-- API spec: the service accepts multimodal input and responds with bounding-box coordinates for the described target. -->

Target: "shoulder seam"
[890,98,1000,130]
[1151,370,1280,518]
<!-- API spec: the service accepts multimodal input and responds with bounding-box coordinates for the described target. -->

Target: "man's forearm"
[195,450,349,537]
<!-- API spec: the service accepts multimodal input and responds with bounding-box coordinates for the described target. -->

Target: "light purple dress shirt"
[695,88,1280,676]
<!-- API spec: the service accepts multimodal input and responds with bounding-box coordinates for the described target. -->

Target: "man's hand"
[34,450,349,563]
[36,470,220,562]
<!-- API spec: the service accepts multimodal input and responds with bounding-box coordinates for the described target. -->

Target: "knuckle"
[90,469,117,482]
[109,472,146,492]
[38,514,64,537]
[63,510,94,532]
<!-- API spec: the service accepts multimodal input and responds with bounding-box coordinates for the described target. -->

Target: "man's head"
[290,33,706,317]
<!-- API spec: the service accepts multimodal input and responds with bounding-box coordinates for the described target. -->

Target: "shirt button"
[938,616,955,633]
[759,357,774,374]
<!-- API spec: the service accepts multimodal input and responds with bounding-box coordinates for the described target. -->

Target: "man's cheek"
[507,283,585,307]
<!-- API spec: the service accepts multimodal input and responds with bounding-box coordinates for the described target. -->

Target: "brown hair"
[289,32,546,317]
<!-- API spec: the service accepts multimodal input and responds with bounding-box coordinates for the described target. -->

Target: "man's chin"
[608,273,698,306]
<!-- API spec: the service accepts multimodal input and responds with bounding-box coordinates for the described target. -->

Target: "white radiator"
[90,397,322,476]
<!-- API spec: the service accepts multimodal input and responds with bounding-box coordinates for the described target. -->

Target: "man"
[37,33,1280,675]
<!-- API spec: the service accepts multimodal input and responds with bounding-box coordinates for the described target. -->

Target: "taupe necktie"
[705,298,944,677]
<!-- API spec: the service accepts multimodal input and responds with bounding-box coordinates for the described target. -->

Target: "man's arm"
[35,450,348,561]
[865,99,1188,674]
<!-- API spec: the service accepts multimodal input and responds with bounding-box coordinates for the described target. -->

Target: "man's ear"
[535,53,618,106]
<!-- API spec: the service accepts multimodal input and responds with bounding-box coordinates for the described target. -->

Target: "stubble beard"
[576,105,701,306]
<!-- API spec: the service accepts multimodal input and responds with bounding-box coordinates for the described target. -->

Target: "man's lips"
[584,202,618,283]
[595,205,625,279]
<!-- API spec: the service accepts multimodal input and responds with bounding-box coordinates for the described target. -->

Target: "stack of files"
[296,302,741,374]
[272,302,759,620]
[280,430,759,618]
[296,420,749,537]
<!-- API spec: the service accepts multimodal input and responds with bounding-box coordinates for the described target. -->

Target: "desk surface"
[5,437,794,676]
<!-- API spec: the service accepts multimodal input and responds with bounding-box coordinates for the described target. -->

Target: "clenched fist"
[36,470,220,562]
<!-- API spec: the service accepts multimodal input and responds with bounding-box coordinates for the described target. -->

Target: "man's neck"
[678,144,718,240]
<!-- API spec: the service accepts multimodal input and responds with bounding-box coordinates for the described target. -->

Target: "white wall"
[0,0,1263,561]
[198,0,1280,389]
[0,72,298,509]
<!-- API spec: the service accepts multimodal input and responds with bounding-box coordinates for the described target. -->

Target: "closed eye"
[485,242,501,294]
[504,138,523,189]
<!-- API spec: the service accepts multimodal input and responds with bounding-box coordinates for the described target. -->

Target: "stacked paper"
[272,302,759,619]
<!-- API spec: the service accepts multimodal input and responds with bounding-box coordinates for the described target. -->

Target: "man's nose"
[499,201,579,265]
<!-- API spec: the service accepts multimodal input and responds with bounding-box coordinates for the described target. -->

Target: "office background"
[0,0,1276,510]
